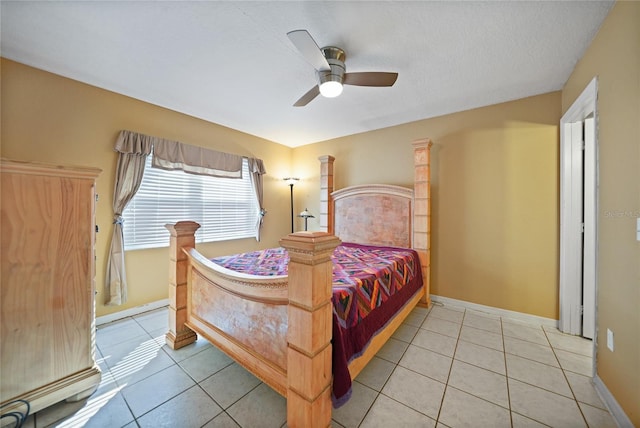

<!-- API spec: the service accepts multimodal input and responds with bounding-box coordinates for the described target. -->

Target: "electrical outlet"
[607,329,614,351]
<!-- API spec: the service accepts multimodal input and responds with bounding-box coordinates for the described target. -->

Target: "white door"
[559,78,598,342]
[560,121,584,335]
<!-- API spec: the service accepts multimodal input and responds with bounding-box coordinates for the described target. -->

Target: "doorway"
[559,77,598,344]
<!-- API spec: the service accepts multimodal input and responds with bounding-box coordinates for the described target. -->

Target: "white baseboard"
[593,374,634,428]
[430,294,558,328]
[96,299,169,326]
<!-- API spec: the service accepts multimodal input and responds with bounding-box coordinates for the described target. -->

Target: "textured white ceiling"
[1,1,613,147]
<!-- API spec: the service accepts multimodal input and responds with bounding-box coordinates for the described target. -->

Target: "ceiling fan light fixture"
[287,31,397,106]
[319,81,343,98]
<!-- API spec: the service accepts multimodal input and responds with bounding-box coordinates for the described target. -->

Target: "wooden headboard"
[331,184,413,248]
[318,139,433,306]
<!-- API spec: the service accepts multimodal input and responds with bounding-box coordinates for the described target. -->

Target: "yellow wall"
[562,2,640,424]
[1,59,293,318]
[293,92,561,319]
[1,57,562,322]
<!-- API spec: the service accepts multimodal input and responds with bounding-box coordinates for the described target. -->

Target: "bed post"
[318,155,335,234]
[165,221,200,349]
[280,231,341,428]
[412,138,433,307]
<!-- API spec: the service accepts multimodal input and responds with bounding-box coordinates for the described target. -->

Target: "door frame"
[559,77,598,344]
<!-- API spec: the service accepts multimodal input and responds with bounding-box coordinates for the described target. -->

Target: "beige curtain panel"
[106,130,153,306]
[248,157,267,241]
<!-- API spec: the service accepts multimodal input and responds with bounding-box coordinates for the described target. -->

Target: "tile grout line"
[430,308,523,422]
[542,327,591,427]
[467,313,572,427]
[38,305,607,428]
[433,307,466,426]
[132,311,255,428]
[101,313,221,428]
[510,321,554,427]
[500,317,514,428]
[355,306,433,427]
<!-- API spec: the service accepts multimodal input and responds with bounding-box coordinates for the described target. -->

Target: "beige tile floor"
[19,304,618,427]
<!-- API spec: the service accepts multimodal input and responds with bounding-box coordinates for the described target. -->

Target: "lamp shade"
[298,208,315,219]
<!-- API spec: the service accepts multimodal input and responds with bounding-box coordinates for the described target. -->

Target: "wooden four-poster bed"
[165,139,432,427]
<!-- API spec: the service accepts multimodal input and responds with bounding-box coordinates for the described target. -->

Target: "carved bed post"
[280,232,341,428]
[412,138,433,307]
[165,221,200,349]
[318,155,335,234]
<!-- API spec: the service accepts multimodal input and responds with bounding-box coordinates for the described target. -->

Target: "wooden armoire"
[0,159,102,418]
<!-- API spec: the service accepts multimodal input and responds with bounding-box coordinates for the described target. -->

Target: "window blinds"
[123,156,258,250]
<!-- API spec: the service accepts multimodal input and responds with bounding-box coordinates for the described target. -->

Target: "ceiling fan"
[287,29,398,107]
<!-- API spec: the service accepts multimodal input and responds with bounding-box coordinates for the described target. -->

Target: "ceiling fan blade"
[343,72,398,87]
[293,85,320,107]
[287,29,331,72]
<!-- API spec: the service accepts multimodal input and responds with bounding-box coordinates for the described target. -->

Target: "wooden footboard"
[166,222,341,427]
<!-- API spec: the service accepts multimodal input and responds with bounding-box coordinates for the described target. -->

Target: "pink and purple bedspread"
[210,242,423,407]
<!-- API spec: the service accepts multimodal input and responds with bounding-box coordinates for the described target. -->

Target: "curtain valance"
[115,130,266,178]
[153,139,243,178]
[114,130,154,155]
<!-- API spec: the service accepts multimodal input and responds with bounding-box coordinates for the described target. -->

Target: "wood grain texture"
[1,159,101,414]
[190,269,288,369]
[282,232,339,428]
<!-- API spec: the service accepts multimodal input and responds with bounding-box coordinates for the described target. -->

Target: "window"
[123,156,258,250]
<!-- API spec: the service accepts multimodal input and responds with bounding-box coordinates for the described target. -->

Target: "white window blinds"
[123,156,258,250]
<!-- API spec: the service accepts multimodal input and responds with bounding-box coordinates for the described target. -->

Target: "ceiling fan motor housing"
[317,46,346,85]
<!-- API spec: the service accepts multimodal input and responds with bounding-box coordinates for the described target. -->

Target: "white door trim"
[559,77,598,339]
[582,116,597,339]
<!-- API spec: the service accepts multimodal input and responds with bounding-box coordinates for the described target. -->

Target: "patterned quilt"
[211,243,418,328]
[210,242,423,407]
